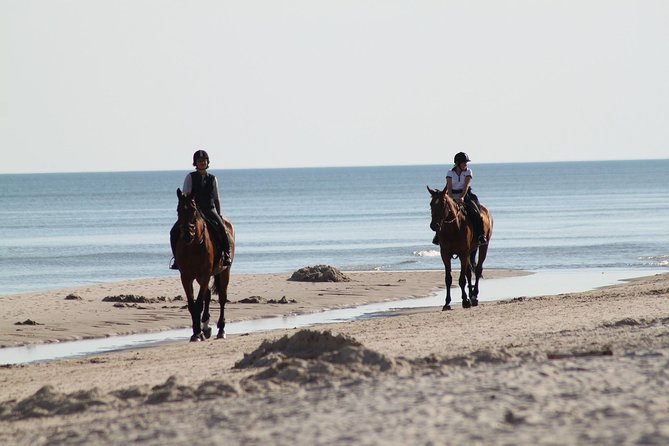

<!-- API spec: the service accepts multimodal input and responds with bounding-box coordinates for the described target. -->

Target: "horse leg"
[202,285,212,340]
[441,254,452,311]
[215,271,229,339]
[460,256,472,309]
[181,276,202,342]
[189,278,208,342]
[472,205,492,302]
[188,298,204,342]
[469,250,478,306]
[472,245,489,303]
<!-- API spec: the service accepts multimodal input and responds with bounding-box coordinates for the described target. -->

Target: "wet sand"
[1,270,668,445]
[0,269,523,349]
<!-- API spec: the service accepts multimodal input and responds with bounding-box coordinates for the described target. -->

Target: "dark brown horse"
[175,188,235,341]
[427,186,493,310]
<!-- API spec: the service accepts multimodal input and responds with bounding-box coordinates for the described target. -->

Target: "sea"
[1,160,668,296]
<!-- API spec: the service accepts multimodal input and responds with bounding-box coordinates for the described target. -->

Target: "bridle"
[431,193,461,232]
[178,198,205,246]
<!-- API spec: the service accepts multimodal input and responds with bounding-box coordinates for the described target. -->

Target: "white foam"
[413,250,440,257]
[638,255,669,267]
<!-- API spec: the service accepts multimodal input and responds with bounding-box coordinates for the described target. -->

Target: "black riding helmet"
[454,152,471,165]
[193,149,210,167]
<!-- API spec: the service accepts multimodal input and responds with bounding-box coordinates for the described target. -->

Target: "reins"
[179,203,206,246]
[442,212,458,225]
[434,196,467,260]
[436,196,462,228]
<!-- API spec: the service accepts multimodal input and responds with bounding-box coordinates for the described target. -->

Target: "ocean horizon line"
[1,157,667,176]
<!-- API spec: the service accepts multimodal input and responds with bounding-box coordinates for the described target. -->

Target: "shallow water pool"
[0,269,663,365]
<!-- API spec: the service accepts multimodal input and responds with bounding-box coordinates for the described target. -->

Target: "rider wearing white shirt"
[446,166,473,200]
[433,152,488,246]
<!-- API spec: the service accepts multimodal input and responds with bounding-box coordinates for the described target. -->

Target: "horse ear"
[427,186,442,197]
[177,188,182,199]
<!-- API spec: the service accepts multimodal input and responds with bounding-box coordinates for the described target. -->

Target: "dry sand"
[1,269,669,445]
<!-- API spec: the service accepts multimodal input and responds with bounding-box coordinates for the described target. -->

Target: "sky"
[1,1,668,174]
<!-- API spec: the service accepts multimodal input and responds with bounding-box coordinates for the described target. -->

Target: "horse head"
[176,188,200,244]
[427,186,458,232]
[427,186,445,231]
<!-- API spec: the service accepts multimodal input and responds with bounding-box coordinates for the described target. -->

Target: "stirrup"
[169,258,179,270]
[478,235,488,246]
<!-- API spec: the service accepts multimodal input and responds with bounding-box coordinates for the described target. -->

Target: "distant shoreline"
[3,157,669,176]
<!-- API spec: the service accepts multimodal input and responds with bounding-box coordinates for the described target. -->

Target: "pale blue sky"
[1,0,668,174]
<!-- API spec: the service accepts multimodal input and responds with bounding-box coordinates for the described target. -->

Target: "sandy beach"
[0,269,523,349]
[1,269,669,445]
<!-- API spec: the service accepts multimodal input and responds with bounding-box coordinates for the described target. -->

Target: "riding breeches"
[201,209,231,259]
[464,193,485,238]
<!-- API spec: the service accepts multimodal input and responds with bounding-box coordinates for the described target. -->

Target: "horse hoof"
[471,299,479,307]
[216,331,226,339]
[442,305,452,311]
[190,333,204,342]
[462,300,471,309]
[203,327,212,339]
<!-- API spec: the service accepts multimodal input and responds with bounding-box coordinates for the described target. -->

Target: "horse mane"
[442,192,458,216]
[178,192,204,221]
[437,189,462,225]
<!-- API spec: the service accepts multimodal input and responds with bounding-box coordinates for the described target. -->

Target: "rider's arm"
[182,174,192,195]
[462,175,472,199]
[446,176,453,197]
[212,177,222,215]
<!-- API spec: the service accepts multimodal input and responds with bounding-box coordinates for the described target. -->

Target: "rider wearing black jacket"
[170,150,231,270]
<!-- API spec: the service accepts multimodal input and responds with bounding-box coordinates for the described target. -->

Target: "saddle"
[199,213,229,266]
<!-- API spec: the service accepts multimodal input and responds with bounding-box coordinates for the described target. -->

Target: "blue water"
[1,160,668,295]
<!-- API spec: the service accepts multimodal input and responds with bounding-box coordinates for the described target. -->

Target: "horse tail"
[211,272,222,296]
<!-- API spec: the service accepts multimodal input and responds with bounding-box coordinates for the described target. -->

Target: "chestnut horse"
[427,186,493,310]
[175,188,235,341]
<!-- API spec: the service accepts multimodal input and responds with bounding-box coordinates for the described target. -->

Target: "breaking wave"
[639,255,669,267]
[413,250,440,257]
